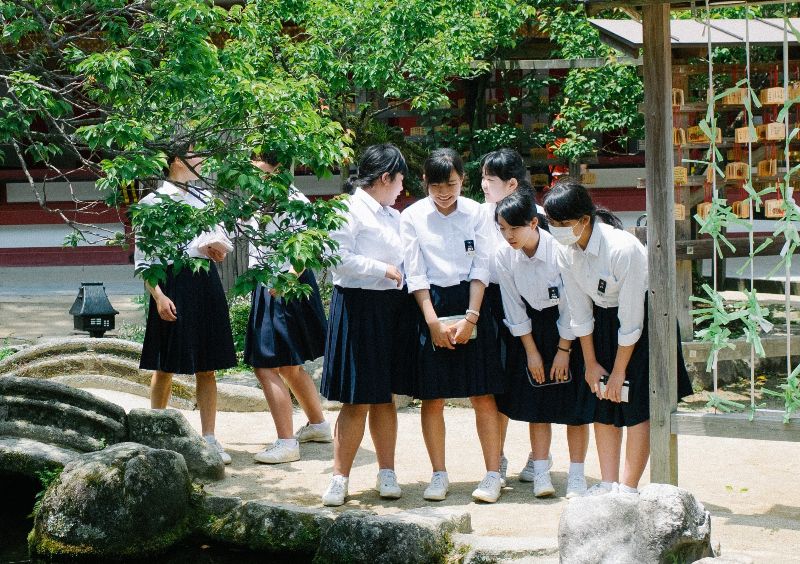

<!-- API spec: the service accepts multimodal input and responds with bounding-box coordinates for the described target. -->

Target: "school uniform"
[494,229,595,424]
[320,187,414,404]
[137,181,237,374]
[400,196,503,400]
[244,188,327,369]
[556,221,692,427]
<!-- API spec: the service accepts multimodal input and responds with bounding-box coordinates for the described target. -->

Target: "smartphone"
[598,376,630,402]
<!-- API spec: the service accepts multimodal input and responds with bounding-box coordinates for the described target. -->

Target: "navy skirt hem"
[321,286,415,404]
[244,270,327,369]
[592,297,693,428]
[407,281,503,400]
[140,262,237,374]
[496,303,595,425]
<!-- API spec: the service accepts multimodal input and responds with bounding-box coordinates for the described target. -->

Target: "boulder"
[127,408,225,481]
[29,442,195,559]
[0,437,79,478]
[201,496,336,555]
[314,507,471,564]
[454,533,559,563]
[559,483,713,564]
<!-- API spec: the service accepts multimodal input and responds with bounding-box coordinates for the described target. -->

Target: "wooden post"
[642,2,679,485]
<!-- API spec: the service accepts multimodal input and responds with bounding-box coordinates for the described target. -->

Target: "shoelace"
[429,474,446,490]
[478,475,498,489]
[379,472,397,488]
[567,475,585,489]
[328,479,346,494]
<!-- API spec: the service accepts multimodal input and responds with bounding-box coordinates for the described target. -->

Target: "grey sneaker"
[566,473,588,498]
[375,469,402,499]
[583,482,618,497]
[253,440,300,464]
[423,472,449,501]
[322,475,349,506]
[295,421,333,443]
[204,436,232,465]
[519,453,552,482]
[533,470,555,498]
[472,473,503,503]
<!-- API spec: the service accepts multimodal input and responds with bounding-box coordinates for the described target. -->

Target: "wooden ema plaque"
[688,125,722,144]
[674,166,689,185]
[580,172,597,185]
[672,88,685,106]
[725,162,749,180]
[765,198,785,218]
[722,88,748,105]
[760,87,786,106]
[790,82,800,100]
[673,128,687,146]
[735,126,758,144]
[697,202,713,220]
[732,200,750,219]
[756,123,786,141]
[531,174,549,187]
[674,203,687,221]
[529,147,548,160]
[758,159,778,177]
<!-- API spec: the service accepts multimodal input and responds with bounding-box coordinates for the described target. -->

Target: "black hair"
[495,189,537,227]
[260,150,280,167]
[481,148,528,184]
[344,143,408,194]
[423,148,464,185]
[543,178,622,230]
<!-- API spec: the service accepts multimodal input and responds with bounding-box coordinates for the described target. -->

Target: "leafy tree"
[0,0,528,294]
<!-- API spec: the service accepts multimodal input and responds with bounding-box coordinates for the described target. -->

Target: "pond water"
[0,473,309,564]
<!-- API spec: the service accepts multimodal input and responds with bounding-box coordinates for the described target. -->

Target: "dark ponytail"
[543,178,622,230]
[345,143,408,195]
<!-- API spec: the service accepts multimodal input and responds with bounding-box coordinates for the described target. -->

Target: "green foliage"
[763,369,800,424]
[228,295,251,369]
[0,339,14,362]
[30,467,63,518]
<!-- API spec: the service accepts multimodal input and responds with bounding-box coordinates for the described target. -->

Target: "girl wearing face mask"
[400,148,504,504]
[319,144,414,507]
[543,180,692,495]
[494,189,593,498]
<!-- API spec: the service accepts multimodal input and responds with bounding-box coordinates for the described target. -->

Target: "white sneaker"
[533,470,555,497]
[566,473,588,498]
[583,482,618,497]
[472,473,503,503]
[519,453,552,482]
[375,469,402,499]
[322,475,349,506]
[295,421,333,443]
[499,455,508,487]
[204,436,232,465]
[423,472,449,501]
[253,440,300,464]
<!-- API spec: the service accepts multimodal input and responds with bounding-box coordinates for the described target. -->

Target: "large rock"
[29,442,196,559]
[127,408,225,481]
[454,533,559,563]
[201,496,336,555]
[314,507,471,564]
[559,483,713,564]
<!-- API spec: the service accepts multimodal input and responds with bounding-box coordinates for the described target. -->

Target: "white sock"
[378,468,396,476]
[309,420,328,428]
[568,462,585,477]
[432,471,448,479]
[276,438,299,447]
[203,434,216,442]
[532,459,551,474]
[599,481,615,490]
[486,471,501,479]
[619,483,638,494]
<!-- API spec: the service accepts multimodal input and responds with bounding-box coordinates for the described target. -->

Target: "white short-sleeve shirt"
[247,187,311,271]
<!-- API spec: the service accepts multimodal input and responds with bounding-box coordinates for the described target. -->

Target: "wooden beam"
[643,2,678,486]
[583,0,790,13]
[671,411,800,442]
[683,334,800,363]
[489,57,642,70]
[676,236,787,261]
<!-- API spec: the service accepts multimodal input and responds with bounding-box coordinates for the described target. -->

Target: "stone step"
[454,533,560,563]
[0,436,81,477]
[2,352,147,382]
[53,374,195,410]
[0,337,142,372]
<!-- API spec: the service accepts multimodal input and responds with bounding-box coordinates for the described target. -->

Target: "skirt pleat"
[408,281,504,400]
[140,263,237,374]
[495,304,595,424]
[592,297,693,427]
[320,286,415,404]
[244,269,327,368]
[484,282,516,371]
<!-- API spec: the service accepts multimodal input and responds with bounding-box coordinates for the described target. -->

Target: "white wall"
[0,223,125,248]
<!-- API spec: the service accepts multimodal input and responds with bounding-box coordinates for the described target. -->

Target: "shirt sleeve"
[467,207,491,286]
[557,248,595,338]
[495,251,532,337]
[555,275,576,341]
[400,212,430,292]
[330,207,389,282]
[614,243,648,346]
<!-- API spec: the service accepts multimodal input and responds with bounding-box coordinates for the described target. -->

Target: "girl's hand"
[527,349,545,384]
[451,319,474,345]
[549,350,570,382]
[428,320,455,350]
[268,288,281,298]
[604,370,626,403]
[156,296,177,322]
[584,361,608,400]
[384,264,403,288]
[205,247,227,262]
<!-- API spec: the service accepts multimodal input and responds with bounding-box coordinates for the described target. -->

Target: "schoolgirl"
[493,189,593,498]
[319,143,413,506]
[543,180,692,494]
[400,148,504,503]
[244,155,331,465]
[136,149,237,464]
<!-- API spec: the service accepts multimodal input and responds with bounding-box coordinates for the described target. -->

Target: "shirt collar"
[532,229,552,262]
[427,195,463,218]
[584,220,602,256]
[353,187,383,215]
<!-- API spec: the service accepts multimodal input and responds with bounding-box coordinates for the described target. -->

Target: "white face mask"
[549,221,586,246]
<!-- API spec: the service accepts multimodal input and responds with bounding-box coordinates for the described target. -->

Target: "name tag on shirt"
[548,286,560,304]
[597,279,607,294]
[464,239,475,256]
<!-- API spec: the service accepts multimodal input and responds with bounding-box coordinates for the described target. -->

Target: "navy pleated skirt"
[244,269,327,369]
[592,297,693,427]
[484,283,516,371]
[496,303,595,425]
[320,286,415,404]
[406,281,503,400]
[140,262,237,374]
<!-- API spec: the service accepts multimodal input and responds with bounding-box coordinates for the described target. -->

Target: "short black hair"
[423,148,464,185]
[543,179,622,229]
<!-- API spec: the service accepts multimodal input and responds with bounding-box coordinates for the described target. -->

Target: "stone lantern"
[69,282,119,338]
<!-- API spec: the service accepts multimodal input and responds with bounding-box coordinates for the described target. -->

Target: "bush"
[228,295,252,369]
